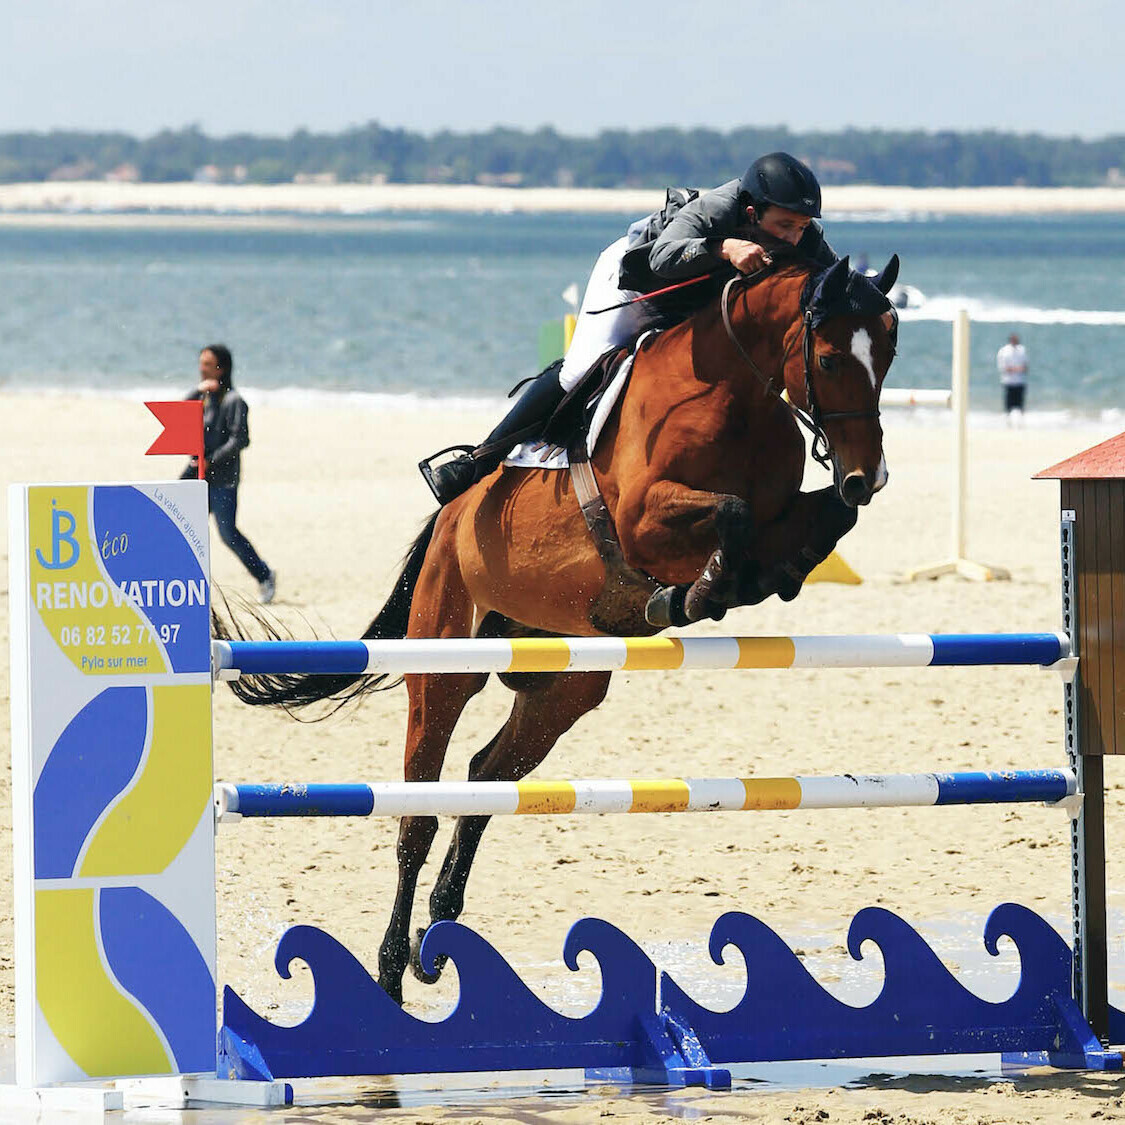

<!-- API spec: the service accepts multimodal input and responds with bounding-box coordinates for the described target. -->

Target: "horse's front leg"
[738,485,859,605]
[414,669,612,984]
[617,481,753,628]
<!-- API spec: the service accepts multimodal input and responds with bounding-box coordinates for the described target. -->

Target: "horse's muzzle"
[839,467,885,508]
[840,471,873,507]
[834,452,889,509]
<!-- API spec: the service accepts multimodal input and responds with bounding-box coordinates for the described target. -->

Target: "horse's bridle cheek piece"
[721,277,880,472]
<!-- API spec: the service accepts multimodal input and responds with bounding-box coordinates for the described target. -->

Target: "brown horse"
[221,253,900,1003]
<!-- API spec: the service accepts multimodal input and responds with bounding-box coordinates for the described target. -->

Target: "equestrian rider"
[421,152,838,505]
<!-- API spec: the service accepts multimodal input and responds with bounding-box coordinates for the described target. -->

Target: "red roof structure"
[1034,431,1125,480]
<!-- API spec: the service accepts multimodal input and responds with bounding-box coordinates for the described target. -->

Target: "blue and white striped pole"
[212,632,1071,679]
[215,768,1078,822]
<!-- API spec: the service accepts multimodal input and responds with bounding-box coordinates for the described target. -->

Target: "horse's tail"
[213,512,439,715]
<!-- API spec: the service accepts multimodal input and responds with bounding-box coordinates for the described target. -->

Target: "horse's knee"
[712,495,754,547]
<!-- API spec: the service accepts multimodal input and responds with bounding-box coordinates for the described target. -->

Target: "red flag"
[145,400,204,479]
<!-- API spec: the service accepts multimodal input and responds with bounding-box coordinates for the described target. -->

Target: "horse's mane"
[755,260,818,287]
[640,252,819,363]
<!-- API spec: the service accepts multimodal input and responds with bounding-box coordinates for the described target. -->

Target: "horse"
[218,253,901,1003]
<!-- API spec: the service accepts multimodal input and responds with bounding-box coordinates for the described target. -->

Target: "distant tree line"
[4,123,1125,188]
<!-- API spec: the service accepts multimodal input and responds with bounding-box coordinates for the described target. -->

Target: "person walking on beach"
[182,344,277,603]
[421,152,840,505]
[996,332,1028,425]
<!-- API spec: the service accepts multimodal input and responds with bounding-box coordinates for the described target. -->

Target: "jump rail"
[880,388,953,408]
[213,631,1071,678]
[215,768,1078,821]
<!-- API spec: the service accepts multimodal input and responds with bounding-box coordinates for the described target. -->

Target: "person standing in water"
[182,344,277,603]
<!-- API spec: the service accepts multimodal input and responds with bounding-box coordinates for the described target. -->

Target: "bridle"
[719,271,886,471]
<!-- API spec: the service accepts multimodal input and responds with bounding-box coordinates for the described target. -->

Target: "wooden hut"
[1036,430,1125,1042]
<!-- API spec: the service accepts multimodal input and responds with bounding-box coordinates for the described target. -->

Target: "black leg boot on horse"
[419,362,567,505]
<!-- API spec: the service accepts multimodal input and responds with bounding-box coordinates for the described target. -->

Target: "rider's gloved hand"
[717,238,773,273]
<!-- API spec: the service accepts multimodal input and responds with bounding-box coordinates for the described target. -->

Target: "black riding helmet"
[739,152,822,219]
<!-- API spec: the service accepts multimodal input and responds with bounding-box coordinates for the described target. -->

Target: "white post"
[904,310,1009,582]
[951,308,970,560]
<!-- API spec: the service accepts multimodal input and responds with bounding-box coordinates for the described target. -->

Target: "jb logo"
[35,500,80,570]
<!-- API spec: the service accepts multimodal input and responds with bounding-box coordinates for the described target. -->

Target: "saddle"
[536,345,633,457]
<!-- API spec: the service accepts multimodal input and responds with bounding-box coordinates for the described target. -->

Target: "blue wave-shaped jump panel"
[221,905,1119,1082]
[223,916,660,1078]
[660,902,1090,1063]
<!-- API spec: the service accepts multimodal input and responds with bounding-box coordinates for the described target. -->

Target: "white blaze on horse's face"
[849,325,889,493]
[850,327,877,391]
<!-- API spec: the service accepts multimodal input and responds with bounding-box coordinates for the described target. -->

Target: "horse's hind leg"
[376,515,490,1003]
[411,669,612,984]
[377,666,487,1003]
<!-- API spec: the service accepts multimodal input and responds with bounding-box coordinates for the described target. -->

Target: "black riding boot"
[420,366,567,504]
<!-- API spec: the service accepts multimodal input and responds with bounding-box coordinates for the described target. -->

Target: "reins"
[719,271,881,471]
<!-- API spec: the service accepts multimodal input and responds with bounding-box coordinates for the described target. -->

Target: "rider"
[421,152,838,505]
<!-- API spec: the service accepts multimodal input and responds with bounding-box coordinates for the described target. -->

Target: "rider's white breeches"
[559,236,657,391]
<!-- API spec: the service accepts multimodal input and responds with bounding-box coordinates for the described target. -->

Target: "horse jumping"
[219,253,901,1002]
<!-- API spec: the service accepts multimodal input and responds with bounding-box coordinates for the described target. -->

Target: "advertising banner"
[8,482,215,1085]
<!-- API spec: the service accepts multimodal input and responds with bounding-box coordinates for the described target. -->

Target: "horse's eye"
[818,354,835,372]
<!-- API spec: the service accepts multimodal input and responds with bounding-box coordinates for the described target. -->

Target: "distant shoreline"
[3,181,1125,224]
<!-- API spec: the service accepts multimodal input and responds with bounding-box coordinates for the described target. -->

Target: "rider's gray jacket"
[648,179,837,280]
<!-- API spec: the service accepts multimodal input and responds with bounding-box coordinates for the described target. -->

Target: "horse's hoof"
[409,926,445,984]
[377,974,404,1006]
[684,550,735,622]
[645,585,688,628]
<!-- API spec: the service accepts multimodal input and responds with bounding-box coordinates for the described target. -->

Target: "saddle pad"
[503,332,651,471]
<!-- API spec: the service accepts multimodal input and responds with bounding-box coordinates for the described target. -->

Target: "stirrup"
[418,444,477,503]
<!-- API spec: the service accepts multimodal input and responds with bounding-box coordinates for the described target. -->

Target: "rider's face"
[753,206,813,245]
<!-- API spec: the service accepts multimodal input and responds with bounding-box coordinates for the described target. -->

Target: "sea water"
[1,210,1124,418]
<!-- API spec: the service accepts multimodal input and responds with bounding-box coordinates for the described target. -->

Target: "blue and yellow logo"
[33,683,215,1076]
[29,487,167,676]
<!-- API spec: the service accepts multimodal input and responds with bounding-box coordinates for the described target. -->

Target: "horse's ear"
[871,254,900,295]
[819,256,850,305]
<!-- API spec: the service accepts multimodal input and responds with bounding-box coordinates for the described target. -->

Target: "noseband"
[720,273,882,471]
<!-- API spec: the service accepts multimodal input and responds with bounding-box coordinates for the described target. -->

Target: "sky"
[2,0,1120,138]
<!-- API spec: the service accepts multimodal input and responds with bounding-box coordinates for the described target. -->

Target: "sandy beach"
[3,180,1125,220]
[2,392,1125,1121]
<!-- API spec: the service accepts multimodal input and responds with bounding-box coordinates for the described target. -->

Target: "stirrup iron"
[418,444,477,503]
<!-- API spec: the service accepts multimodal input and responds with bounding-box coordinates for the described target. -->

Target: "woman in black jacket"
[183,344,276,603]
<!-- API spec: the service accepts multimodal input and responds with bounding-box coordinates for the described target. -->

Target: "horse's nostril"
[841,472,872,507]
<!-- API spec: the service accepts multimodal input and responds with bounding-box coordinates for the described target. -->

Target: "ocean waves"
[903,295,1125,325]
